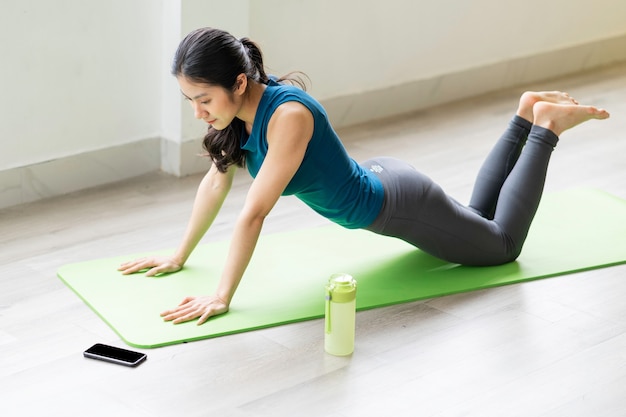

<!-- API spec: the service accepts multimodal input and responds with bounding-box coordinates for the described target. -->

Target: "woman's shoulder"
[264,77,325,117]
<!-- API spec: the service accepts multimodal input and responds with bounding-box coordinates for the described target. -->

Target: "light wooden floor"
[2,63,626,417]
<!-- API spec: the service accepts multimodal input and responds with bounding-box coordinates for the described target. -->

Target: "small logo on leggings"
[370,164,384,173]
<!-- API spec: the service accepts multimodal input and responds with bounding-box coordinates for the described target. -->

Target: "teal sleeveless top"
[240,80,384,229]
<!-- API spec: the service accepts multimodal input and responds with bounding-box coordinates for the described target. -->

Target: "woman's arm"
[118,163,236,276]
[161,101,314,325]
[174,163,237,265]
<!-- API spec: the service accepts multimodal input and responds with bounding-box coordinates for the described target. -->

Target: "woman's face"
[177,76,243,131]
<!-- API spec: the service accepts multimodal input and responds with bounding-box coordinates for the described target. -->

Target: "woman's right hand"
[117,256,183,277]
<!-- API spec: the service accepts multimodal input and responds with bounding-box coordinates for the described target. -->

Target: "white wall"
[250,0,626,126]
[0,0,163,207]
[1,0,162,171]
[252,0,626,100]
[2,0,626,208]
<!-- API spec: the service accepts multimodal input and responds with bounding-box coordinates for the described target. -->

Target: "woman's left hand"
[161,295,229,325]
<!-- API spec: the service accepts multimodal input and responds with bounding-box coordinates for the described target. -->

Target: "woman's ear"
[234,73,248,96]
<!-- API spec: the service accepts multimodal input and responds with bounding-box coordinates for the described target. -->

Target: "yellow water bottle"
[324,273,357,356]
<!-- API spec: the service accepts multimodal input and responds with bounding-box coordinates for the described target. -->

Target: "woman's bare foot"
[532,101,610,136]
[517,91,579,122]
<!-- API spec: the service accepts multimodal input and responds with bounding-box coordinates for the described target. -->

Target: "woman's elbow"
[238,207,268,230]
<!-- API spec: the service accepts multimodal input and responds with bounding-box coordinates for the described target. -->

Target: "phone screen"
[84,343,147,367]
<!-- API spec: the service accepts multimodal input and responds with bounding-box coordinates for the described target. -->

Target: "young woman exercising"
[119,28,610,325]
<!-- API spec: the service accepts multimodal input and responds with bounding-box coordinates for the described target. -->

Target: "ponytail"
[239,37,269,85]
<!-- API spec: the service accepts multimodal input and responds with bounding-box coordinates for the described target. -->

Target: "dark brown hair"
[172,27,307,173]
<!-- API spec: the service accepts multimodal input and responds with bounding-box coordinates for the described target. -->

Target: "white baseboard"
[160,136,211,178]
[2,33,625,209]
[0,139,161,209]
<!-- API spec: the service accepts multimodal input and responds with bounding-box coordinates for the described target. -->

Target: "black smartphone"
[83,343,147,367]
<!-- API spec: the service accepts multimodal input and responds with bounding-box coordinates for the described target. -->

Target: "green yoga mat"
[58,188,626,348]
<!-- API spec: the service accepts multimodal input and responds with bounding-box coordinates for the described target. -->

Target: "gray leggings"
[362,116,559,266]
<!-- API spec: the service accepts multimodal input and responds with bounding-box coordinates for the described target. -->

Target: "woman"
[119,27,609,325]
